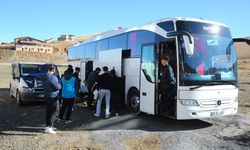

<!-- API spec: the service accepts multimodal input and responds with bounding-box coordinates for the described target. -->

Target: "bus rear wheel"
[127,89,140,114]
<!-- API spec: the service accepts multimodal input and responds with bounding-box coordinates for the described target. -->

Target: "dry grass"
[0,64,11,88]
[75,34,96,41]
[124,135,161,150]
[41,131,104,150]
[235,42,250,59]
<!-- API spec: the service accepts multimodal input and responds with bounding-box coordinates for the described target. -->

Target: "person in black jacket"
[94,66,112,118]
[43,66,61,134]
[157,55,176,113]
[110,69,121,116]
[86,67,101,110]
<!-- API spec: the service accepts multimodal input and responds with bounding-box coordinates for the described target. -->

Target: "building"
[44,38,54,43]
[14,37,53,54]
[57,34,75,41]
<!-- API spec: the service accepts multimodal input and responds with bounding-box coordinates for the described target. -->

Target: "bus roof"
[70,17,228,48]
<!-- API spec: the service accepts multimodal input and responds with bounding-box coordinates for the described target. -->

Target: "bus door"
[140,43,159,114]
[80,61,93,81]
[157,40,177,118]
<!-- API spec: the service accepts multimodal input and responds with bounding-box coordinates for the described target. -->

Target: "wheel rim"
[130,95,140,112]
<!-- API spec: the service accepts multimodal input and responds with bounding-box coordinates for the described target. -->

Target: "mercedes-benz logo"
[217,100,222,105]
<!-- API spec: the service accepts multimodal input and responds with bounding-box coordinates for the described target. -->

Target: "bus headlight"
[180,100,199,106]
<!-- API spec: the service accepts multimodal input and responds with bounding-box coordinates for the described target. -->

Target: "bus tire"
[16,90,23,106]
[127,88,140,114]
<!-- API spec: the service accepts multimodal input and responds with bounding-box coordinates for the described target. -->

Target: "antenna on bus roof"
[114,27,123,30]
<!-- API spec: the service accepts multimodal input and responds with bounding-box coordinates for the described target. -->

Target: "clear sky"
[0,0,250,43]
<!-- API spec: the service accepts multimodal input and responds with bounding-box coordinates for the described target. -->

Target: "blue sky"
[0,0,250,43]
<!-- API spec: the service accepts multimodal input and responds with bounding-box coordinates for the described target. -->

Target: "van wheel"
[16,91,23,106]
[127,89,140,114]
[9,85,13,98]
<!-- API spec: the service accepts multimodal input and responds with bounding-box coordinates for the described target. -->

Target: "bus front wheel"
[127,88,140,114]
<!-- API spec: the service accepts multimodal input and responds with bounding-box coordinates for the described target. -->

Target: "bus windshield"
[176,21,237,86]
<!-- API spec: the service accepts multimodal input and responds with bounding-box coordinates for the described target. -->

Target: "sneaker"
[44,127,56,134]
[115,113,119,117]
[52,127,57,130]
[57,119,65,123]
[65,120,73,123]
[94,113,100,117]
[105,114,110,119]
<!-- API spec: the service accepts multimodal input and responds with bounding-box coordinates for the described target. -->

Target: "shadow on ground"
[0,88,212,135]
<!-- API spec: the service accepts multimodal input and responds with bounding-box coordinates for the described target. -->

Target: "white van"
[9,62,59,106]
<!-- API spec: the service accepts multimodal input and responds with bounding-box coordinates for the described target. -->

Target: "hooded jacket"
[43,73,61,98]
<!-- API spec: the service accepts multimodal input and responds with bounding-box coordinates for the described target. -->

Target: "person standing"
[73,67,80,79]
[86,67,101,110]
[110,69,120,116]
[157,55,176,113]
[72,67,81,109]
[94,66,112,118]
[59,64,73,105]
[59,68,79,123]
[73,67,81,96]
[43,66,61,134]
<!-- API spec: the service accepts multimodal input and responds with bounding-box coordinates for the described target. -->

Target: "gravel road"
[0,88,249,150]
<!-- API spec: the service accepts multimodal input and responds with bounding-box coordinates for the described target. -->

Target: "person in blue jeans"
[43,66,61,134]
[94,66,112,118]
[59,68,79,123]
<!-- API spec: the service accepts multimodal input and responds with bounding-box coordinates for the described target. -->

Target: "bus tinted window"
[85,42,96,59]
[68,46,77,60]
[128,31,155,57]
[157,21,175,32]
[109,34,127,50]
[78,44,85,59]
[96,39,109,58]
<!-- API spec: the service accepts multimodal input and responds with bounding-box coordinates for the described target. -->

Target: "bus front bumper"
[176,101,238,120]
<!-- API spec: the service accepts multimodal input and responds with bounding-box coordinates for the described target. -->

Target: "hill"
[45,34,96,53]
[234,42,250,59]
[0,35,250,64]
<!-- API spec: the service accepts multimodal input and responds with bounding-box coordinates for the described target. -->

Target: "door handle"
[142,92,147,96]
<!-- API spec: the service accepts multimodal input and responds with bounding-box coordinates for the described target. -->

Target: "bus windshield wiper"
[213,80,238,87]
[190,80,237,90]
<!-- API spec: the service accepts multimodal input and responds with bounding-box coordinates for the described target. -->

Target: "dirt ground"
[0,88,249,150]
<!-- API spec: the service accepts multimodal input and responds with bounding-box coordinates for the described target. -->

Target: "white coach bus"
[68,17,238,119]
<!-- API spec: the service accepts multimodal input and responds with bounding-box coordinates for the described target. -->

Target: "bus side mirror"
[167,31,194,56]
[183,35,194,56]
